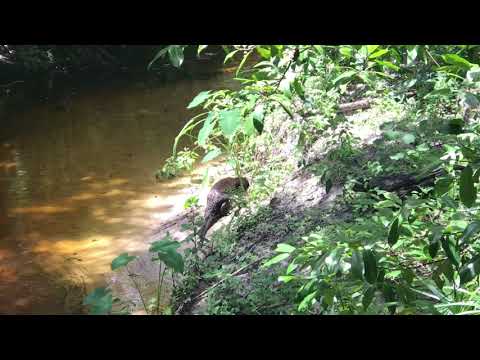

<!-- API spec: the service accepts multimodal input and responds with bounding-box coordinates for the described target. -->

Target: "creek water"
[0,70,235,314]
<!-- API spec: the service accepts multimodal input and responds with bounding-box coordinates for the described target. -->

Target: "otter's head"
[199,198,231,240]
[199,177,249,240]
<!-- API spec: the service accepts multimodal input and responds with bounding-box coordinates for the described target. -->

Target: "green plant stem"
[425,47,440,67]
[126,265,149,314]
[157,265,167,315]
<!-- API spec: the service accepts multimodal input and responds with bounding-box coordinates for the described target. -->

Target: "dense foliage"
[85,45,480,315]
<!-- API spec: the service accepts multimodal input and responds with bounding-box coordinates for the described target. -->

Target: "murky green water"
[0,71,234,314]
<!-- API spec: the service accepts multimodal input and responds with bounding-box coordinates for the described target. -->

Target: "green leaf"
[445,220,469,234]
[243,115,256,136]
[406,45,419,66]
[263,253,290,268]
[442,53,473,70]
[202,148,222,163]
[369,49,389,59]
[236,49,254,77]
[276,243,296,253]
[252,107,264,134]
[224,49,240,64]
[376,60,400,71]
[219,109,241,138]
[441,237,461,268]
[429,241,440,259]
[435,177,453,196]
[388,217,400,246]
[424,88,453,99]
[168,46,184,68]
[446,118,464,134]
[401,133,416,145]
[187,91,212,109]
[278,275,295,283]
[181,223,193,231]
[374,132,395,147]
[357,71,373,85]
[83,287,110,306]
[256,46,271,59]
[147,46,170,70]
[442,195,458,209]
[439,259,455,282]
[270,94,294,118]
[362,286,376,310]
[298,291,317,312]
[459,165,477,208]
[367,45,380,55]
[156,249,184,273]
[351,250,363,280]
[197,45,208,55]
[184,195,199,209]
[462,92,480,108]
[333,70,357,85]
[429,226,443,258]
[382,283,397,314]
[111,253,137,271]
[460,221,480,245]
[474,168,480,183]
[466,66,480,82]
[339,46,353,58]
[197,113,214,146]
[292,78,305,100]
[459,256,480,285]
[402,268,414,284]
[286,262,298,275]
[149,235,181,254]
[363,250,378,284]
[83,287,113,315]
[325,178,333,194]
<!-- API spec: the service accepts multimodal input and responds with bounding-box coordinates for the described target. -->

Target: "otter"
[199,177,249,242]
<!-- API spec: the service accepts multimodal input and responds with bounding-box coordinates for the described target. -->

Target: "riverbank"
[106,84,415,314]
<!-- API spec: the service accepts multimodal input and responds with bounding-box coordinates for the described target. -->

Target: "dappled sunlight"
[32,235,114,254]
[11,205,74,215]
[0,161,16,171]
[107,178,129,186]
[0,67,235,313]
[0,248,15,261]
[0,265,17,283]
[100,188,137,197]
[70,192,97,201]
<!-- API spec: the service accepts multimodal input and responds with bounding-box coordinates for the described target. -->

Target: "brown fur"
[199,177,249,241]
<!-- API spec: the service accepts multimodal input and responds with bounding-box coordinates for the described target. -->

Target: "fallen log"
[352,164,474,196]
[338,98,372,113]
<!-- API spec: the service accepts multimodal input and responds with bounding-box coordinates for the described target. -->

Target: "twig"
[425,47,440,67]
[194,257,265,300]
[126,265,149,314]
[0,80,24,88]
[273,47,299,93]
[175,256,267,314]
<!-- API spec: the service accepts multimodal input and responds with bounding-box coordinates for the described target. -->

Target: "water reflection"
[0,72,235,314]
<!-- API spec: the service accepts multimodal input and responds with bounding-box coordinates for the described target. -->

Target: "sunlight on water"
[0,72,235,314]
